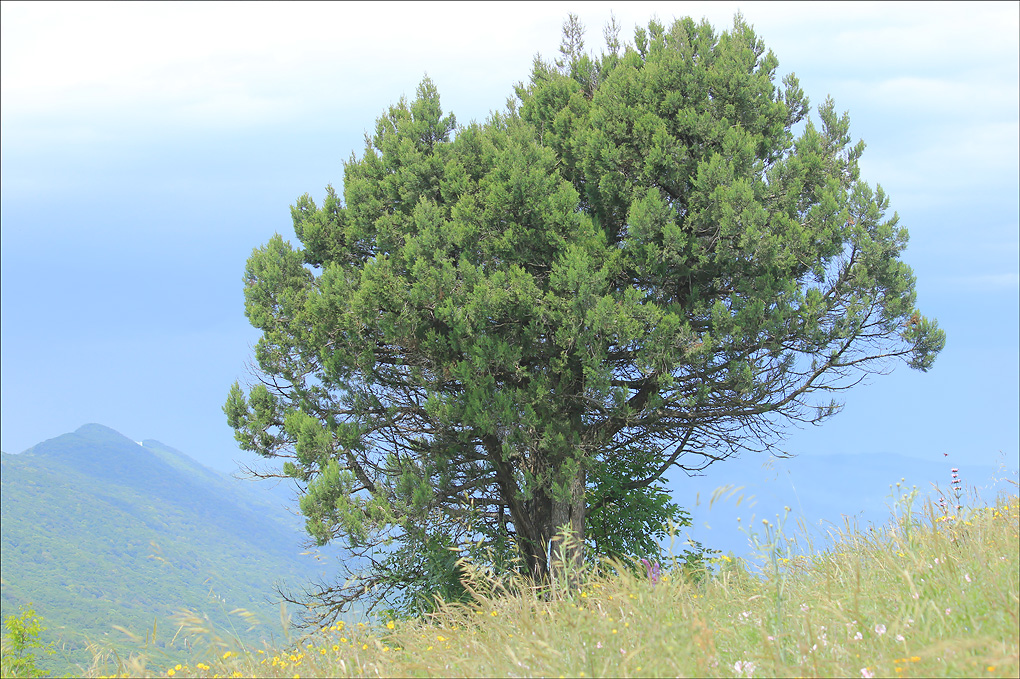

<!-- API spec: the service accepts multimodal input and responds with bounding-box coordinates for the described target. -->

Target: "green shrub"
[1,606,54,678]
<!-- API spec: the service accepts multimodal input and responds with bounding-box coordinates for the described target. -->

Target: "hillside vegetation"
[77,488,1018,678]
[0,425,335,676]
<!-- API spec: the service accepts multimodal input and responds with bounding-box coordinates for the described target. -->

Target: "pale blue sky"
[2,1,1018,482]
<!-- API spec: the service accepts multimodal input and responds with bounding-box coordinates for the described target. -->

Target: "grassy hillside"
[0,425,335,676]
[75,487,1019,678]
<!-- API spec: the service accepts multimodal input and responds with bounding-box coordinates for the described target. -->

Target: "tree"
[225,13,944,622]
[1,606,54,678]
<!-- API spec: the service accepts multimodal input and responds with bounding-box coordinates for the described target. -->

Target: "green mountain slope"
[0,424,335,675]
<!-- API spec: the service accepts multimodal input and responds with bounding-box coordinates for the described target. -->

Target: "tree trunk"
[515,463,586,593]
[485,435,587,590]
[548,463,586,592]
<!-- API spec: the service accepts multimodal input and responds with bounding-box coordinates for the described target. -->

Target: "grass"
[78,488,1019,678]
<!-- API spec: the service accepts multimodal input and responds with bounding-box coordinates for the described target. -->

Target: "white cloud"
[2,0,1017,211]
[941,272,1020,293]
[746,2,1019,75]
[838,76,1018,122]
[4,1,1016,134]
[860,119,1020,197]
[1,2,565,131]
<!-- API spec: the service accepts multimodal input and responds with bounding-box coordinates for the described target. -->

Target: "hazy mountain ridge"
[0,424,335,675]
[18,425,299,549]
[673,450,1019,559]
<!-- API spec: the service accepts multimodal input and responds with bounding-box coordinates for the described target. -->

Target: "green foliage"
[226,13,944,622]
[0,606,53,678]
[586,447,687,560]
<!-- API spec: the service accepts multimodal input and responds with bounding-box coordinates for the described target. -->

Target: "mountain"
[669,450,1019,561]
[0,424,340,676]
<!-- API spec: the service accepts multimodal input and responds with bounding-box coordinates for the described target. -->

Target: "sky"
[2,0,1018,495]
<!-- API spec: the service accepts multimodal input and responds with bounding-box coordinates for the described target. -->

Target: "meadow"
[8,483,1018,678]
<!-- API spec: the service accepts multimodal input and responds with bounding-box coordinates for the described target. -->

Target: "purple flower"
[639,558,661,585]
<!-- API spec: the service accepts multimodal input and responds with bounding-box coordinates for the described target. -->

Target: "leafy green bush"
[1,606,54,678]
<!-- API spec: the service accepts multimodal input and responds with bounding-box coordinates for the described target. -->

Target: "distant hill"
[669,450,1019,560]
[0,424,340,676]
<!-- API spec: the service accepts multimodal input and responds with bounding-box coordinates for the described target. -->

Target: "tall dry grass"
[84,487,1018,678]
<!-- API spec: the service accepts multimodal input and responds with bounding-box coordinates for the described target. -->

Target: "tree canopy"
[225,13,944,621]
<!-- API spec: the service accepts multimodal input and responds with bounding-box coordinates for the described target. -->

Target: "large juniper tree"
[225,13,944,620]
